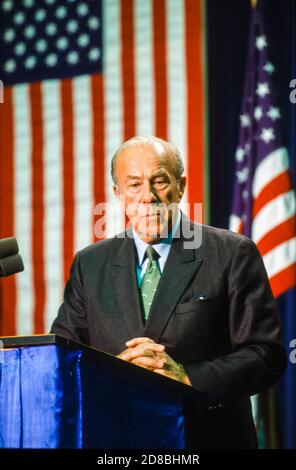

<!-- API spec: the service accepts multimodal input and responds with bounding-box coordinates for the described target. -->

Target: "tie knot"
[145,246,159,263]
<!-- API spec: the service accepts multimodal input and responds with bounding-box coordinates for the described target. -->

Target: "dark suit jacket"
[51,214,287,448]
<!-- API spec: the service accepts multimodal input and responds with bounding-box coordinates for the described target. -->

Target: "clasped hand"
[117,337,191,386]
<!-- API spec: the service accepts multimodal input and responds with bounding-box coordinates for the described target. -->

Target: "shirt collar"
[132,210,181,266]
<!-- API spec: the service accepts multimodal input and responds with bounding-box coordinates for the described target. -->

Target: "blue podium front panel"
[80,355,185,449]
[0,344,186,449]
[0,348,22,448]
[0,345,83,448]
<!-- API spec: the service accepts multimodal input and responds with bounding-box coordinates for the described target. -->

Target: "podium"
[0,335,201,449]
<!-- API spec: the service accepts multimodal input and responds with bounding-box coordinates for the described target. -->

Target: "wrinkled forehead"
[116,142,175,169]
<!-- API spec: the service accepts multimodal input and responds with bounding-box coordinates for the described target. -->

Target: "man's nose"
[142,182,157,203]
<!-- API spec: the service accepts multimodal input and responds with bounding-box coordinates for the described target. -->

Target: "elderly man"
[51,136,286,448]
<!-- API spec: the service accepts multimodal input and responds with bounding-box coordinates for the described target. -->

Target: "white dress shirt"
[132,211,181,286]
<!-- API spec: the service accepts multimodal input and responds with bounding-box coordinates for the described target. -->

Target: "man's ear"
[113,184,120,200]
[113,184,125,209]
[178,176,187,200]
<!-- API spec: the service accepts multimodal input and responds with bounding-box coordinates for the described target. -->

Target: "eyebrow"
[125,170,170,182]
[126,175,142,180]
[151,170,170,179]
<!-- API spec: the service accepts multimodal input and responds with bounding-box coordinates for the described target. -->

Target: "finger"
[122,344,164,361]
[125,348,155,360]
[126,338,165,352]
[116,347,130,359]
[126,337,155,347]
[117,346,135,360]
[131,343,164,357]
[142,344,165,353]
[131,357,164,369]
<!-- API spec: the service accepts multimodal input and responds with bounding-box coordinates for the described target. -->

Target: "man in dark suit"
[51,136,287,448]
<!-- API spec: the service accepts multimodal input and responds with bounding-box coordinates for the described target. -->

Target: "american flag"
[0,0,207,335]
[229,4,296,299]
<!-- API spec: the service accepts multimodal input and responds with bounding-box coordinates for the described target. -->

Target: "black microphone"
[0,237,19,258]
[0,254,24,277]
[0,237,24,277]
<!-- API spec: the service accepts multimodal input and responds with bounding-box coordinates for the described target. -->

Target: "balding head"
[111,136,184,186]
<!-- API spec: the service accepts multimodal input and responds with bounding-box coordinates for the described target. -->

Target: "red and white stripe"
[14,85,34,335]
[251,147,296,297]
[0,0,206,335]
[42,80,63,333]
[230,147,296,298]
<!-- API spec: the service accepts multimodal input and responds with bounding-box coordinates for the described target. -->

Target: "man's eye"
[153,179,168,187]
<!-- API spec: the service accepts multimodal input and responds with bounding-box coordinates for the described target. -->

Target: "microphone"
[0,237,24,277]
[0,237,18,258]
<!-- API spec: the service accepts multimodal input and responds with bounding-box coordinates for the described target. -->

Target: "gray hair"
[111,136,184,185]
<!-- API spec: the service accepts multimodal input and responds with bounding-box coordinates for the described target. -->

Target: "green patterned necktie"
[140,246,161,321]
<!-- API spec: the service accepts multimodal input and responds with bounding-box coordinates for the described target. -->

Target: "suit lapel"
[111,215,202,343]
[144,215,202,342]
[111,236,145,339]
